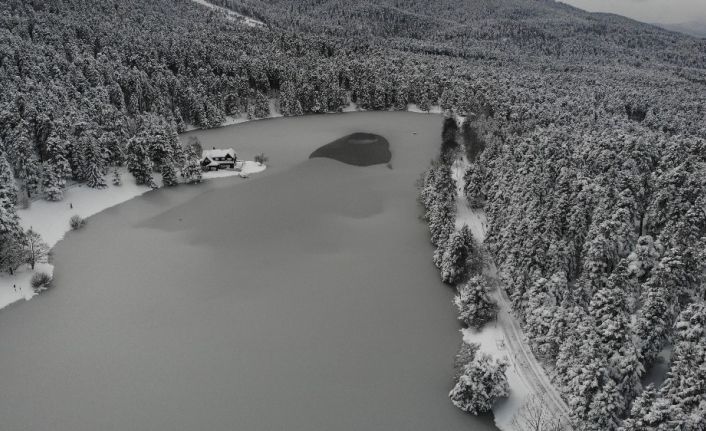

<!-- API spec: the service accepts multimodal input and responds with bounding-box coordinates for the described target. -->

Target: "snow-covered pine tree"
[454,276,497,328]
[45,133,71,186]
[463,162,487,209]
[161,162,178,187]
[0,204,26,275]
[449,351,509,415]
[522,272,568,360]
[440,225,475,285]
[83,141,107,189]
[621,384,659,431]
[181,146,202,184]
[41,163,64,201]
[622,303,706,430]
[126,136,154,186]
[0,153,17,210]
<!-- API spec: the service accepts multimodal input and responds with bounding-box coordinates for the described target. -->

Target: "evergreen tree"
[449,350,509,415]
[0,153,17,210]
[161,162,178,187]
[455,276,497,328]
[0,204,26,275]
[181,146,203,184]
[41,163,64,201]
[45,134,72,180]
[126,136,154,186]
[440,225,475,285]
[83,141,107,189]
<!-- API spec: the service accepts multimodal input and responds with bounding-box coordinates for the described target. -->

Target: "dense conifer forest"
[0,0,704,429]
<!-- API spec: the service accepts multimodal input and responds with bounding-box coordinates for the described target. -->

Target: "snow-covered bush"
[70,215,86,230]
[449,352,509,415]
[255,152,269,165]
[31,272,52,292]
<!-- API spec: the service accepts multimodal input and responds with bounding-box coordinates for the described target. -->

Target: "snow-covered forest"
[0,0,705,429]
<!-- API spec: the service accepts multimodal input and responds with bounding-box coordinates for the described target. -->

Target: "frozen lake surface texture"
[0,112,497,431]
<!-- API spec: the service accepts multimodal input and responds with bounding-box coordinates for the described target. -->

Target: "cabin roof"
[202,148,236,159]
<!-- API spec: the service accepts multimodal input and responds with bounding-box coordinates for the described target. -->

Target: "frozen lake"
[0,112,497,431]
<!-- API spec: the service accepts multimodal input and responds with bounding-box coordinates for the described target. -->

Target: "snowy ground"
[191,0,264,27]
[1,163,266,311]
[452,157,570,430]
[185,100,448,132]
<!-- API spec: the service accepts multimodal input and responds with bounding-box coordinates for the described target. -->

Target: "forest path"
[452,157,571,429]
[191,0,264,27]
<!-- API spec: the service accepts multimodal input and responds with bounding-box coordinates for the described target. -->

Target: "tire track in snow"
[452,157,571,429]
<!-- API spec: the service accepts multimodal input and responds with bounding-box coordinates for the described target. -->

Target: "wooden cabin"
[201,148,237,171]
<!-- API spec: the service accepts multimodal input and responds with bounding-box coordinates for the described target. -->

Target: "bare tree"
[511,395,568,431]
[24,228,50,270]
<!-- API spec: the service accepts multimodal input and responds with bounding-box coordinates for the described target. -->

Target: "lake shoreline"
[0,112,498,431]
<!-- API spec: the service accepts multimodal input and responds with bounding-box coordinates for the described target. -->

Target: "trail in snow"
[452,157,571,430]
[191,0,264,27]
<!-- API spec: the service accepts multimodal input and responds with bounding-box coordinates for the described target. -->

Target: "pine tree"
[126,136,154,186]
[161,162,178,187]
[449,351,509,415]
[41,163,64,201]
[0,204,26,275]
[440,225,475,284]
[181,146,203,184]
[621,384,658,431]
[622,304,706,430]
[0,153,17,210]
[45,134,72,180]
[84,154,107,189]
[455,276,497,328]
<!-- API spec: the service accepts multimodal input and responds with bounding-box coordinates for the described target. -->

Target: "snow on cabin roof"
[202,148,236,159]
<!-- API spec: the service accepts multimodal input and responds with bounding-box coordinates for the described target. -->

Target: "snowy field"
[451,158,570,430]
[0,163,266,311]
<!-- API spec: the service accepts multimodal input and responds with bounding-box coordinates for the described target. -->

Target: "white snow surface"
[186,99,449,132]
[453,157,570,430]
[191,0,264,27]
[407,103,443,114]
[1,163,266,311]
[201,161,266,179]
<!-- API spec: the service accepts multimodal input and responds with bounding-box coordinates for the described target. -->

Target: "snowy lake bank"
[0,162,266,310]
[0,112,498,431]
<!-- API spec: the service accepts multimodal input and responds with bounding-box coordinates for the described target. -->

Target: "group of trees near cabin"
[0,0,704,429]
